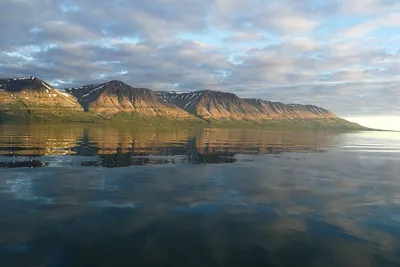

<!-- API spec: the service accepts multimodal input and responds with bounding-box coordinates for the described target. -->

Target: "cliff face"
[65,80,194,119]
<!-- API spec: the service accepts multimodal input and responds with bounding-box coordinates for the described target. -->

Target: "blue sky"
[0,0,399,128]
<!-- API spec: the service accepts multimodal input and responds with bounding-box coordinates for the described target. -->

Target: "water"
[0,124,399,267]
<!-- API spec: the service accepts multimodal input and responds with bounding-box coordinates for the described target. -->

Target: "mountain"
[0,76,91,121]
[243,99,336,119]
[0,76,366,130]
[156,90,264,121]
[157,90,337,121]
[156,90,364,129]
[64,80,195,120]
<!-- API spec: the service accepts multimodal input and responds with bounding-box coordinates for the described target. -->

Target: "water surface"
[0,124,399,267]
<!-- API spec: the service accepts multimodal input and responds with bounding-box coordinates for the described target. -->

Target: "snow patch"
[93,84,105,91]
[308,106,319,114]
[64,97,77,105]
[41,82,52,91]
[81,84,106,99]
[183,93,201,108]
[81,93,90,99]
[189,93,197,100]
[59,92,71,97]
[14,76,34,81]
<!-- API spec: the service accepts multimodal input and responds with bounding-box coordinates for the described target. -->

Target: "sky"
[345,116,400,131]
[0,0,399,129]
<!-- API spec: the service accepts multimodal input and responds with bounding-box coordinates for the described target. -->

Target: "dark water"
[0,124,400,267]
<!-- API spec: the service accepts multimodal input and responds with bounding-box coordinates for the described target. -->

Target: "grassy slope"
[203,117,368,131]
[0,92,99,123]
[0,109,206,126]
[0,109,99,123]
[103,111,208,126]
[0,107,367,131]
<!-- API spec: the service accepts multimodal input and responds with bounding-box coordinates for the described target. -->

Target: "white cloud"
[288,37,320,51]
[342,13,400,37]
[211,0,319,34]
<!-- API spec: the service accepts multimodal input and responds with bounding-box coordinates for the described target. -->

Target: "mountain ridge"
[156,90,337,121]
[0,76,89,121]
[0,76,366,130]
[64,80,196,119]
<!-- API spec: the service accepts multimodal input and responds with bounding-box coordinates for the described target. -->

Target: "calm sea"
[0,124,400,267]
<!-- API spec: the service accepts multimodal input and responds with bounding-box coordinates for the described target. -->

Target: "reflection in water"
[0,124,400,266]
[82,151,237,168]
[0,160,48,168]
[0,124,334,167]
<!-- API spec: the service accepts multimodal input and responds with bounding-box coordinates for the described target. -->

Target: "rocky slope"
[64,80,194,119]
[156,90,338,122]
[156,90,263,121]
[0,76,88,121]
[243,99,337,119]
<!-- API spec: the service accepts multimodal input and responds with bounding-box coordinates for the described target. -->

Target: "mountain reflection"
[0,127,399,266]
[0,124,335,167]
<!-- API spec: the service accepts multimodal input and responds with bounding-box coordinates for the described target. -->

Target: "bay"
[0,124,399,267]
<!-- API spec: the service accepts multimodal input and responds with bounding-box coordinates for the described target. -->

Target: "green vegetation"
[0,109,205,126]
[0,109,99,123]
[201,117,368,131]
[0,107,367,131]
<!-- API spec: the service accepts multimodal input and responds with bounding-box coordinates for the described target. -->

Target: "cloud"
[342,13,400,37]
[223,33,268,43]
[343,0,400,14]
[0,0,399,116]
[210,0,319,34]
